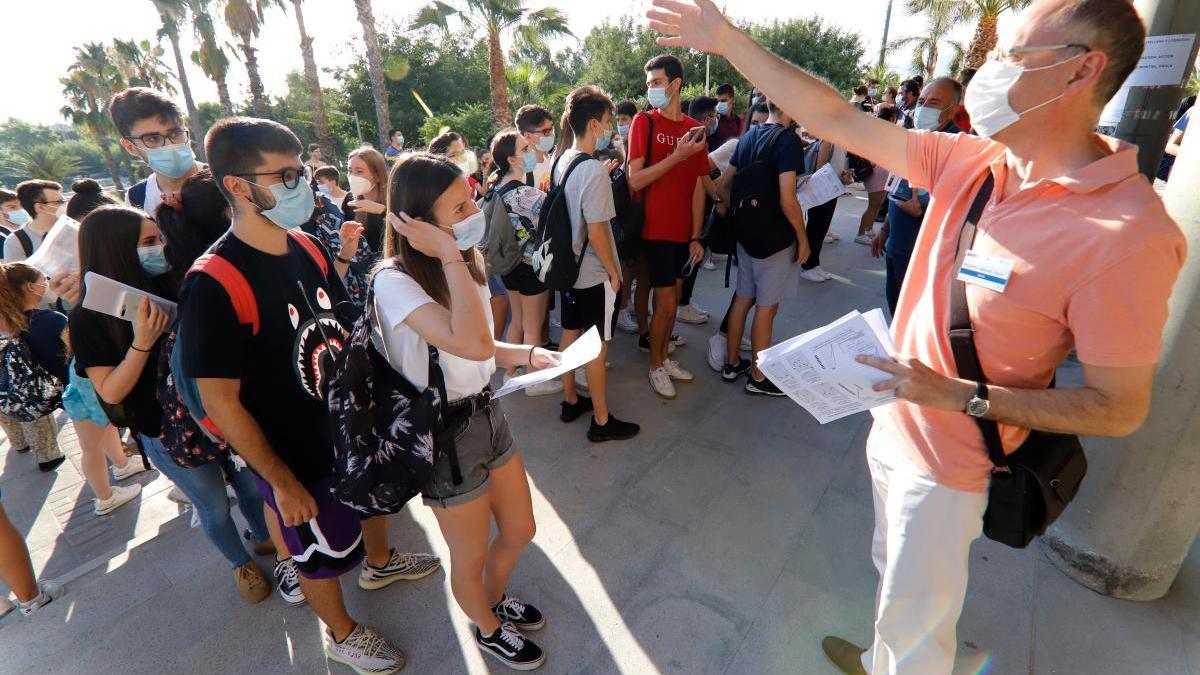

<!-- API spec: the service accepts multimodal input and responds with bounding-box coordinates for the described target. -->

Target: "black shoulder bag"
[948,174,1088,549]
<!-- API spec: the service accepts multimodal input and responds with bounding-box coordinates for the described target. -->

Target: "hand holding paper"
[493,327,601,398]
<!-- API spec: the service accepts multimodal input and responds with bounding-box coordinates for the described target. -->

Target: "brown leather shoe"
[235,563,270,603]
[822,635,868,675]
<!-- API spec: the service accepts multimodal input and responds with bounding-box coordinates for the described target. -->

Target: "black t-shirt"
[177,231,349,485]
[70,305,167,437]
[25,309,68,383]
[340,193,385,254]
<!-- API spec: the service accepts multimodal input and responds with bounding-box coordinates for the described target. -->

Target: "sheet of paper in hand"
[25,215,80,279]
[756,309,898,424]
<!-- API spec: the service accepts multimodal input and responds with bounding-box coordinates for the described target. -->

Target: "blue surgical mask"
[393,135,404,147]
[145,142,195,178]
[715,101,730,116]
[251,178,315,230]
[138,244,170,276]
[448,209,486,250]
[4,209,30,227]
[595,128,614,152]
[618,124,630,138]
[647,87,670,110]
[537,134,555,153]
[521,150,537,174]
[912,105,943,131]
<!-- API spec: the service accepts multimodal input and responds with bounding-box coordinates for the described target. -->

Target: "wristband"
[336,255,353,265]
[443,259,467,268]
[130,344,151,353]
[528,346,536,366]
[689,238,702,244]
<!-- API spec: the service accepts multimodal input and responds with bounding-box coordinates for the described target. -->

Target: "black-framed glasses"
[36,199,66,206]
[232,167,306,190]
[531,126,554,136]
[123,128,191,149]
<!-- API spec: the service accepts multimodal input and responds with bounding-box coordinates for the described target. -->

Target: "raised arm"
[648,0,909,176]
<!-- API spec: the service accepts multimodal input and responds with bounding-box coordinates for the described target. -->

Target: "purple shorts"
[255,475,365,580]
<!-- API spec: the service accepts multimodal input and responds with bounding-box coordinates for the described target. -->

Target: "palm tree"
[907,0,1032,70]
[8,146,84,183]
[291,0,335,158]
[862,63,902,92]
[351,0,392,148]
[111,38,177,92]
[151,0,206,161]
[61,44,125,190]
[189,0,234,115]
[890,0,964,81]
[225,0,282,117]
[505,60,570,116]
[412,0,572,128]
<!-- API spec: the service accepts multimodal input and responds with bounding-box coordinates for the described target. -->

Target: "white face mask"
[965,52,1085,138]
[348,174,374,196]
[912,105,943,131]
[448,209,486,250]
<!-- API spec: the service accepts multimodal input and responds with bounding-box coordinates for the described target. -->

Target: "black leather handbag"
[947,174,1087,549]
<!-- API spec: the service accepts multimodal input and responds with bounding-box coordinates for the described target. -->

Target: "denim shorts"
[62,363,110,427]
[422,397,516,508]
[487,272,508,298]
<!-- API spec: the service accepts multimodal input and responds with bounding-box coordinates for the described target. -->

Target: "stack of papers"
[493,326,601,398]
[756,309,898,424]
[796,163,849,211]
[25,215,80,279]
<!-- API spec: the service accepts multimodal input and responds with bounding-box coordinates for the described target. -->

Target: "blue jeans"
[140,435,270,567]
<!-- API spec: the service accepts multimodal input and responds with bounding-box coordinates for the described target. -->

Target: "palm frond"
[411,1,460,32]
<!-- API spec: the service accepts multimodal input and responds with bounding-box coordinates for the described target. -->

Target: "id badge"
[957,250,1015,293]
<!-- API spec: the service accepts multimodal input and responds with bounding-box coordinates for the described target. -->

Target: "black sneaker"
[638,333,680,353]
[637,333,651,352]
[492,594,545,630]
[721,358,752,382]
[541,339,559,352]
[587,416,640,443]
[476,622,545,670]
[745,376,786,397]
[560,396,593,423]
[37,457,66,472]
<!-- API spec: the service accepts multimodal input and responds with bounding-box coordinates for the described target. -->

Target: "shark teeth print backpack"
[0,335,63,422]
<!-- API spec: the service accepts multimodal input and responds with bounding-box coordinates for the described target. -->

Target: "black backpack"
[325,275,448,517]
[0,334,63,422]
[531,152,594,291]
[731,124,796,259]
[610,112,655,259]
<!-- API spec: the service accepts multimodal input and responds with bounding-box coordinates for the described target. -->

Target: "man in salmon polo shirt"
[648,1,1187,673]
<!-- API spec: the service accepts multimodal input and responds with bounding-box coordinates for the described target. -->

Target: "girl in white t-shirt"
[375,153,559,670]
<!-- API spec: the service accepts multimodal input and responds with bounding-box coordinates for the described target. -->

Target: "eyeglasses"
[531,126,554,137]
[124,128,191,149]
[36,199,66,206]
[232,167,306,190]
[987,43,1091,65]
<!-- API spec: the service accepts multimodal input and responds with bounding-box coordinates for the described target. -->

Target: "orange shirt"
[872,131,1186,492]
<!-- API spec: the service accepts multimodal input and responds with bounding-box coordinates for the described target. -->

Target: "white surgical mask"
[912,105,943,131]
[715,101,730,116]
[448,209,486,250]
[348,174,374,196]
[536,135,555,153]
[965,52,1085,138]
[316,183,333,196]
[647,87,670,110]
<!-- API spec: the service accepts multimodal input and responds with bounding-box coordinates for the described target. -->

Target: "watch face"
[967,398,989,417]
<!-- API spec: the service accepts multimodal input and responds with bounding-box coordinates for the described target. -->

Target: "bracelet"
[443,259,466,268]
[335,255,353,265]
[130,344,150,353]
[689,238,702,244]
[528,346,536,366]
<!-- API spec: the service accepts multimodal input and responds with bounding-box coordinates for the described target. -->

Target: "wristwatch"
[964,381,990,418]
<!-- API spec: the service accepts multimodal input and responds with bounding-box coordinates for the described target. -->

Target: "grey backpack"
[483,181,525,276]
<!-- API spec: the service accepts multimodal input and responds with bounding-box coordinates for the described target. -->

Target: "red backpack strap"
[188,254,260,335]
[286,229,329,278]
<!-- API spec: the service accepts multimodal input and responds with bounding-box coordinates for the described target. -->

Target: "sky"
[3,0,1025,128]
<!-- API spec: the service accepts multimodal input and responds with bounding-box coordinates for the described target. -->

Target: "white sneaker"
[111,456,149,481]
[707,333,727,372]
[94,483,141,516]
[854,233,873,245]
[649,368,677,400]
[18,580,65,617]
[800,268,828,283]
[702,259,717,271]
[574,368,589,392]
[325,623,406,675]
[826,231,841,242]
[670,333,687,348]
[524,378,564,397]
[815,266,835,280]
[676,304,709,325]
[740,336,752,352]
[616,309,639,334]
[167,485,191,504]
[359,550,441,590]
[662,359,694,382]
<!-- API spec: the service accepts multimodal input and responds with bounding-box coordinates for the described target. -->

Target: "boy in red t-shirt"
[627,54,710,400]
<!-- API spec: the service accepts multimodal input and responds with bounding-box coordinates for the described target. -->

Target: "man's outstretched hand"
[647,0,732,55]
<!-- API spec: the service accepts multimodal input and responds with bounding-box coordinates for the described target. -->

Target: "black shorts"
[560,283,617,341]
[500,262,546,296]
[643,240,690,288]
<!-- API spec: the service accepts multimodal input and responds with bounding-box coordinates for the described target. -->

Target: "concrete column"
[1109,0,1200,178]
[1043,113,1200,601]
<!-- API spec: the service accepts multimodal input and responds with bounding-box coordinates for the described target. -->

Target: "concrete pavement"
[1,192,1197,674]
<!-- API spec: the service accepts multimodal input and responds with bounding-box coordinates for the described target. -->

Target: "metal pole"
[1109,0,1200,178]
[354,112,363,145]
[1043,0,1200,600]
[706,55,711,95]
[879,0,894,70]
